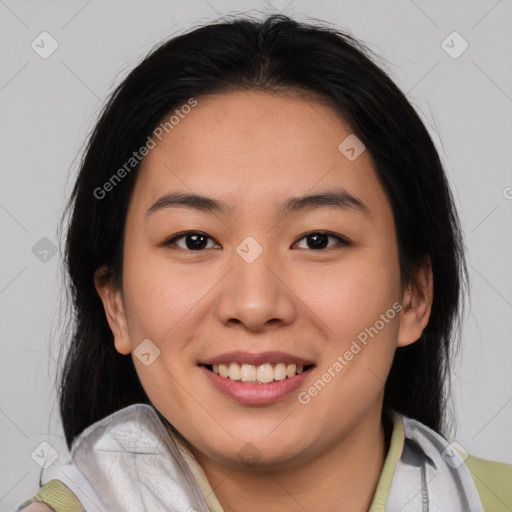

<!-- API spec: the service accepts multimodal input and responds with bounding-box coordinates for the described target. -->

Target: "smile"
[200,360,315,405]
[205,362,314,384]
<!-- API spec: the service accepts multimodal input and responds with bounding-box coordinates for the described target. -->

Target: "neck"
[193,406,390,512]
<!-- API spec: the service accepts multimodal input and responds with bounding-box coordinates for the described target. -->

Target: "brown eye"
[165,231,219,251]
[293,231,348,250]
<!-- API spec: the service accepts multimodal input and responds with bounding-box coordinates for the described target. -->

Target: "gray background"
[1,0,511,509]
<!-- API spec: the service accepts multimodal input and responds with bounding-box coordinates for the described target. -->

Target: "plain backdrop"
[1,0,511,509]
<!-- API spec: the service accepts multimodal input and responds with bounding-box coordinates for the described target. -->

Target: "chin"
[203,436,311,471]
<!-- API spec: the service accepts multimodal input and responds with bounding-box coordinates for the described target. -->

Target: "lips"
[198,350,315,404]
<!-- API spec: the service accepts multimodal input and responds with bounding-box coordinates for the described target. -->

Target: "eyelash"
[163,230,349,252]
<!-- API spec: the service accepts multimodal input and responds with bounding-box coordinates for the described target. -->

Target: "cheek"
[299,289,400,434]
[294,248,401,343]
[292,242,401,411]
[119,256,211,418]
[121,251,213,347]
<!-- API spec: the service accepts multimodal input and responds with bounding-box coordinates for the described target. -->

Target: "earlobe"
[94,266,131,355]
[397,259,433,347]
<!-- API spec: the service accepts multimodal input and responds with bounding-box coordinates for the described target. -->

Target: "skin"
[96,90,433,512]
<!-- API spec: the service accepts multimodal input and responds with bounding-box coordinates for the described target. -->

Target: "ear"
[397,258,433,347]
[94,265,131,355]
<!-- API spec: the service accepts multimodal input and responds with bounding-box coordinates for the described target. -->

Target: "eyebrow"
[145,188,370,217]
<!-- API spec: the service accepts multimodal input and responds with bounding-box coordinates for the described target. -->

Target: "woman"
[18,14,511,512]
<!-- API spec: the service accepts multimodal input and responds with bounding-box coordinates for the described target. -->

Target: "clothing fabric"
[17,403,512,512]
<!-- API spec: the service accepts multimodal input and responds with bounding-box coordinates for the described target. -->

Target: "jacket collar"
[381,412,485,512]
[41,404,484,512]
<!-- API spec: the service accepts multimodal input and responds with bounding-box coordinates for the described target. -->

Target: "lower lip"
[199,366,313,405]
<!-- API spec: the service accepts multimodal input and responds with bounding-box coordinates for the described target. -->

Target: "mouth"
[198,352,316,405]
[201,362,315,384]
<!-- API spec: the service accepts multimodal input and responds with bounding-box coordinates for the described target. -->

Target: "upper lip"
[199,350,315,367]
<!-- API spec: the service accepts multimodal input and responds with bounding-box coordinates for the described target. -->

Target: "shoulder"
[16,479,85,512]
[390,410,512,511]
[464,454,512,512]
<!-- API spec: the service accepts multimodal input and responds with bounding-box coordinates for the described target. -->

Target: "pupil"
[308,233,328,249]
[187,234,207,250]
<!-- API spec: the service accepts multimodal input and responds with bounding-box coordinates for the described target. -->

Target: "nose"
[215,242,297,332]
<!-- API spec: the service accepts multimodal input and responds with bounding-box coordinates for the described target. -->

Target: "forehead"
[132,90,388,218]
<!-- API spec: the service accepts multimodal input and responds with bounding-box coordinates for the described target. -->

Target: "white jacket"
[25,403,490,511]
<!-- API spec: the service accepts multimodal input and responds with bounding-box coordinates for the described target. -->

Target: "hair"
[58,13,467,450]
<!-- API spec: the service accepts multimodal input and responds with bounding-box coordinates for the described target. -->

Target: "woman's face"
[97,90,429,471]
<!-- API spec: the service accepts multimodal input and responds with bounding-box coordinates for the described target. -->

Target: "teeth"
[240,364,256,382]
[213,362,308,383]
[257,363,274,383]
[228,362,241,380]
[219,364,229,378]
[274,363,287,381]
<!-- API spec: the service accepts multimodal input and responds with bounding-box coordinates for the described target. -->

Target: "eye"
[164,231,220,251]
[293,231,348,250]
[163,230,348,252]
